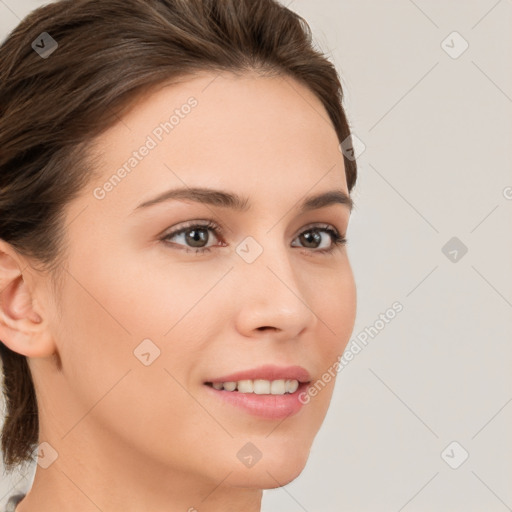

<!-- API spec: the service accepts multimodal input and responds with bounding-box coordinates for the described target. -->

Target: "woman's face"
[31,71,356,491]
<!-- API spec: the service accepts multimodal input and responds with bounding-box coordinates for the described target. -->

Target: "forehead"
[84,71,348,213]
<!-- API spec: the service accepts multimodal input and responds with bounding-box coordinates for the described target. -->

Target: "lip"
[204,364,311,384]
[203,364,312,420]
[203,381,310,419]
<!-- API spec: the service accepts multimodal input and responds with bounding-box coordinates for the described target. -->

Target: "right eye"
[160,219,225,254]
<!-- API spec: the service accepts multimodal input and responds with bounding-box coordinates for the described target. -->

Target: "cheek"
[55,247,219,402]
[313,262,357,359]
[309,264,356,402]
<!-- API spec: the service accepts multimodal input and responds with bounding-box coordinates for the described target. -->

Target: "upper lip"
[205,364,311,384]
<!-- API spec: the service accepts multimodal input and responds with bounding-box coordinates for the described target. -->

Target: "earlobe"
[0,243,54,358]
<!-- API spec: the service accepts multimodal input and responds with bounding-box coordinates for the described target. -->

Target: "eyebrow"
[134,186,353,214]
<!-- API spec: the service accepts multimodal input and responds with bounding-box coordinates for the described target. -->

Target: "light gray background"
[1,1,511,511]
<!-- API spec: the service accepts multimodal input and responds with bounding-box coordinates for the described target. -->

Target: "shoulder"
[4,493,26,512]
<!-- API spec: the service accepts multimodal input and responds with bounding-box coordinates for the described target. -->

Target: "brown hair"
[0,0,358,472]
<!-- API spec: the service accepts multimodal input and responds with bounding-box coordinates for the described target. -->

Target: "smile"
[202,364,312,419]
[205,378,299,394]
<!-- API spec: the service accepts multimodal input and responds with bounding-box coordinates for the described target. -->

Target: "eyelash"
[160,220,347,256]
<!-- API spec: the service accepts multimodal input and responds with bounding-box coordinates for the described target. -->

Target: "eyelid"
[160,219,223,238]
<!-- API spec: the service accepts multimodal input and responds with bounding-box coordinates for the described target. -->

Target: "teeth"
[209,379,300,395]
[270,379,285,394]
[223,381,237,391]
[237,380,254,393]
[285,379,299,393]
[253,379,270,394]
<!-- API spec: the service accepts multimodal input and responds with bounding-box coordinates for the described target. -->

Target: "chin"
[227,445,310,489]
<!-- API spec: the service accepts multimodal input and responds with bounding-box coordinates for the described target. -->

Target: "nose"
[233,237,319,340]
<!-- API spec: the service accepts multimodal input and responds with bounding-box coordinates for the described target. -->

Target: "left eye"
[291,225,345,252]
[160,220,346,255]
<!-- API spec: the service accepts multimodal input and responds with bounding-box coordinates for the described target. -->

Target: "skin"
[0,70,356,512]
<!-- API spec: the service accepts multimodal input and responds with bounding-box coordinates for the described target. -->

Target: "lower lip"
[203,382,310,419]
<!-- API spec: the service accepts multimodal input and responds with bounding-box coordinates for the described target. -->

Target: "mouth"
[202,365,312,419]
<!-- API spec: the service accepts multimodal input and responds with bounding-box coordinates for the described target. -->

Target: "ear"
[0,240,55,358]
